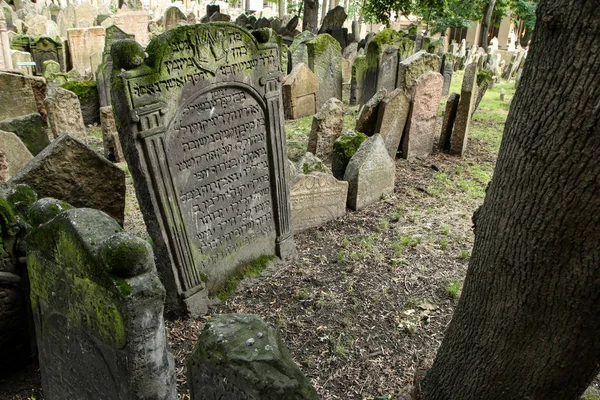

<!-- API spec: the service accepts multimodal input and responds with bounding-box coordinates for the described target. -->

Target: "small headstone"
[318,5,347,34]
[331,129,367,180]
[374,88,410,159]
[282,62,319,120]
[450,63,478,156]
[61,81,101,125]
[235,13,248,27]
[341,58,352,84]
[67,27,106,76]
[344,134,394,211]
[307,33,342,106]
[100,106,124,162]
[291,172,347,231]
[112,11,150,47]
[439,93,460,152]
[286,15,299,31]
[288,30,316,72]
[355,88,387,136]
[27,206,176,400]
[111,25,295,315]
[9,134,126,225]
[0,113,49,155]
[187,314,318,400]
[0,130,33,179]
[349,54,366,106]
[209,12,231,22]
[164,6,187,31]
[295,152,331,175]
[440,53,456,96]
[396,50,441,92]
[44,86,87,142]
[377,46,398,93]
[0,71,38,120]
[307,97,344,164]
[342,41,358,64]
[401,71,443,160]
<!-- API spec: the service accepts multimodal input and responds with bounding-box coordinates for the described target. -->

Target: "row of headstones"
[0,183,319,399]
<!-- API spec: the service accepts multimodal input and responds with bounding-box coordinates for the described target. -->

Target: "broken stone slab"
[307,97,344,164]
[450,63,478,156]
[344,133,394,210]
[0,113,50,155]
[9,134,125,225]
[439,93,460,152]
[187,314,319,400]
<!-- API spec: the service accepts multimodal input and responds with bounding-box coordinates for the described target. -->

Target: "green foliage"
[446,279,462,298]
[510,0,537,30]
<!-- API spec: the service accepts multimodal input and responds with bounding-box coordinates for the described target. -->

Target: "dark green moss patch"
[61,80,97,99]
[211,255,276,301]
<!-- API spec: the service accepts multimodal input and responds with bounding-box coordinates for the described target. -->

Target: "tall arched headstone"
[111,23,295,316]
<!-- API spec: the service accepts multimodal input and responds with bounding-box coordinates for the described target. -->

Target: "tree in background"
[420,0,600,398]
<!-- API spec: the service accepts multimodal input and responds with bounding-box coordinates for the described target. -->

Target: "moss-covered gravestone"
[307,34,342,107]
[111,23,295,316]
[27,205,176,399]
[187,314,319,400]
[350,55,367,106]
[331,129,367,180]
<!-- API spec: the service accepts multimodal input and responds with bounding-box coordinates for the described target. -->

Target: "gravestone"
[355,88,387,136]
[187,314,318,400]
[96,25,135,108]
[67,26,106,75]
[112,11,150,47]
[100,106,124,162]
[349,54,366,106]
[401,71,443,159]
[44,86,87,141]
[396,50,441,92]
[307,33,342,106]
[11,49,33,74]
[344,134,394,210]
[291,172,347,231]
[0,71,38,120]
[27,205,176,400]
[0,130,33,178]
[374,88,410,159]
[0,113,49,155]
[450,63,478,156]
[282,62,318,120]
[342,41,358,64]
[287,30,315,73]
[331,129,367,180]
[307,97,344,164]
[439,93,460,152]
[440,53,456,96]
[111,24,295,315]
[377,46,398,93]
[9,134,126,225]
[30,36,65,73]
[164,6,187,31]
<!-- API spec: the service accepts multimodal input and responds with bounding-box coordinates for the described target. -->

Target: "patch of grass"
[391,235,422,256]
[334,333,355,356]
[376,218,389,232]
[439,238,448,250]
[446,279,462,298]
[459,249,470,260]
[441,224,450,235]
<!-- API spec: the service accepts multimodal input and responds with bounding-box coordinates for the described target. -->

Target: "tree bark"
[478,0,496,48]
[302,0,319,33]
[422,1,600,399]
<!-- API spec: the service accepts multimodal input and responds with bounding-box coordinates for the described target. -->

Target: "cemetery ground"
[8,74,592,400]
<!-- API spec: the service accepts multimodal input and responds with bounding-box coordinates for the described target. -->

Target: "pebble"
[246,338,255,346]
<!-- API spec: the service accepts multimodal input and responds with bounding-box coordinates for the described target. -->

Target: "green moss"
[333,130,368,160]
[477,69,494,86]
[61,80,97,99]
[113,277,132,296]
[0,197,15,234]
[307,33,341,55]
[211,255,275,301]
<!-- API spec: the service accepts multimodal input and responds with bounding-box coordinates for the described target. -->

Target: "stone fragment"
[374,88,410,159]
[44,86,87,142]
[0,113,49,155]
[100,106,124,162]
[296,152,331,175]
[9,134,125,225]
[344,134,395,210]
[307,97,344,164]
[291,172,347,231]
[187,314,319,400]
[439,93,460,152]
[401,71,443,159]
[331,129,367,180]
[450,63,478,156]
[396,50,441,92]
[355,88,386,136]
[0,71,38,120]
[0,130,33,179]
[282,62,318,120]
[27,206,176,400]
[307,33,342,106]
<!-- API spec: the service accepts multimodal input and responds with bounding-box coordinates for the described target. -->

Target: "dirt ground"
[4,75,568,400]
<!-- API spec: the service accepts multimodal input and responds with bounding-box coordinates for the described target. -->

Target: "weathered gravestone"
[439,93,460,152]
[378,46,399,93]
[440,53,456,96]
[291,172,347,232]
[401,71,443,159]
[44,86,87,141]
[331,129,367,180]
[355,88,387,136]
[100,106,124,162]
[282,62,318,120]
[344,133,394,211]
[67,27,106,75]
[0,71,38,120]
[164,6,187,31]
[112,11,150,47]
[374,88,410,159]
[96,25,135,108]
[0,130,33,179]
[396,50,441,92]
[307,33,342,107]
[9,134,126,225]
[349,54,366,106]
[111,24,295,315]
[30,36,66,74]
[0,113,49,155]
[187,314,319,400]
[287,30,315,73]
[450,63,478,156]
[307,97,344,164]
[27,204,176,400]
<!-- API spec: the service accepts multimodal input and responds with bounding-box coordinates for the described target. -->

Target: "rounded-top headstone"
[100,232,154,278]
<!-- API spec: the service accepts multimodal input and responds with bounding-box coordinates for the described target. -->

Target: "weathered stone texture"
[439,93,460,152]
[307,97,344,164]
[100,106,124,162]
[291,172,347,231]
[355,88,387,136]
[307,33,342,106]
[331,129,367,180]
[375,88,410,159]
[450,63,478,156]
[282,63,318,120]
[396,50,441,91]
[44,86,87,142]
[344,134,395,210]
[0,113,49,155]
[350,55,366,106]
[0,130,33,179]
[0,71,38,120]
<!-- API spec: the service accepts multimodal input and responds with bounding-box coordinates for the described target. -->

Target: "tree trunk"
[422,1,600,399]
[478,0,496,48]
[302,0,319,33]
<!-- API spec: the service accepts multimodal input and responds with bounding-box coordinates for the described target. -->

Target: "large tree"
[420,0,600,399]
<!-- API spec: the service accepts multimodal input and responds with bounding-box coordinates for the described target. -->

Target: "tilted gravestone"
[0,130,33,179]
[282,62,318,120]
[440,53,456,96]
[111,24,295,316]
[439,93,460,152]
[0,113,50,156]
[349,54,366,106]
[450,63,478,156]
[44,86,87,142]
[307,97,344,164]
[27,204,176,400]
[0,71,38,120]
[307,33,342,107]
[374,88,410,159]
[396,50,441,92]
[355,88,387,136]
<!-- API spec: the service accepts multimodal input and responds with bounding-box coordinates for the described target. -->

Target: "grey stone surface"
[9,134,125,225]
[288,30,316,73]
[396,50,441,91]
[296,152,331,175]
[0,71,38,121]
[344,134,394,211]
[100,106,124,162]
[0,113,50,155]
[187,314,319,400]
[439,93,460,152]
[450,63,478,156]
[27,206,176,400]
[318,5,346,33]
[375,88,410,159]
[164,6,187,30]
[282,62,318,120]
[441,53,456,96]
[110,25,295,316]
[0,130,33,179]
[307,33,342,106]
[350,54,366,106]
[291,172,347,232]
[44,86,87,142]
[355,88,387,136]
[401,71,443,160]
[307,97,344,164]
[377,46,399,93]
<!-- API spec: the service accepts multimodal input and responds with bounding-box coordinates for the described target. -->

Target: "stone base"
[183,288,209,318]
[276,234,297,261]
